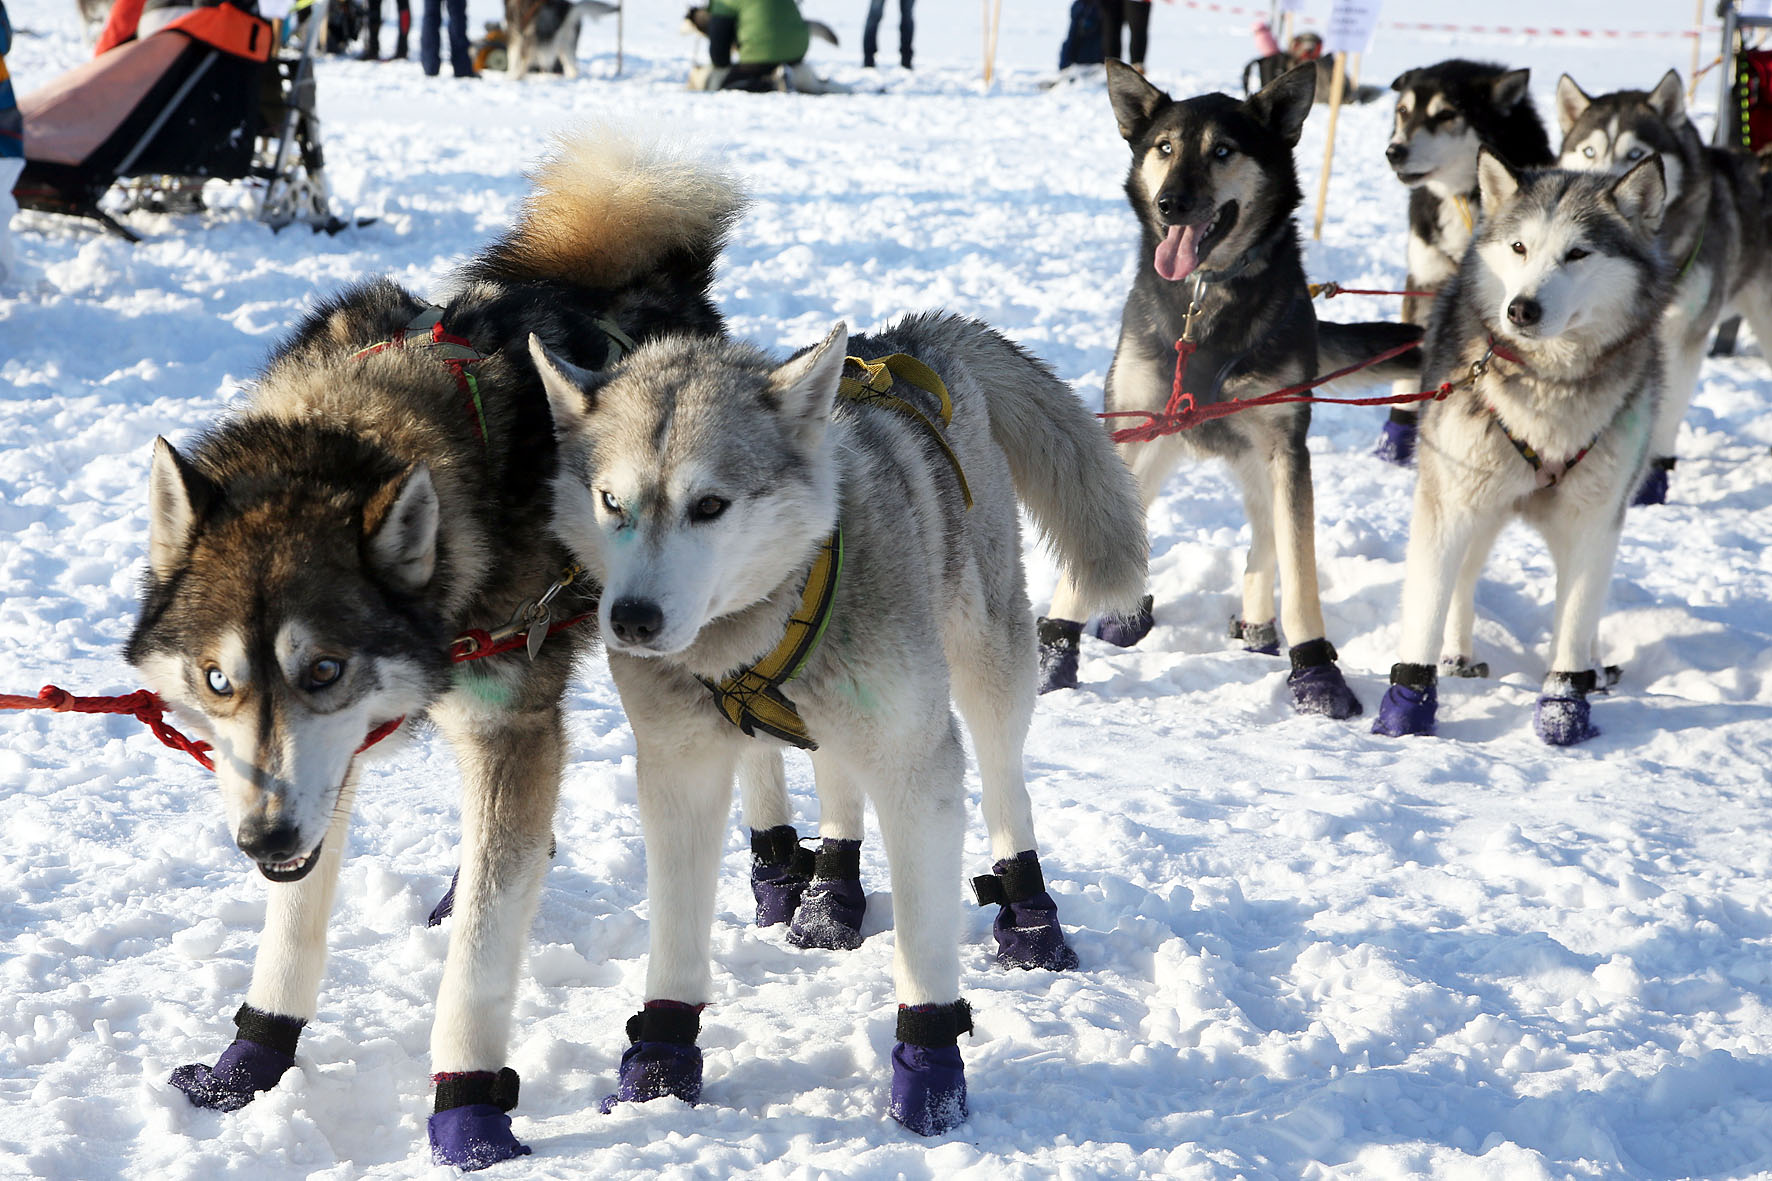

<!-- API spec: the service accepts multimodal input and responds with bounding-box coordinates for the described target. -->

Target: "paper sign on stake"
[1323,0,1381,57]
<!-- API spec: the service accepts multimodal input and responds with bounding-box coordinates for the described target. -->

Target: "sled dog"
[125,132,740,1169]
[1377,59,1555,463]
[1373,151,1668,746]
[1556,68,1772,504]
[506,0,616,77]
[1038,61,1419,717]
[533,312,1146,1136]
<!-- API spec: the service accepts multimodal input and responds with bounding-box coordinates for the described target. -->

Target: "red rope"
[1105,338,1443,445]
[449,611,597,662]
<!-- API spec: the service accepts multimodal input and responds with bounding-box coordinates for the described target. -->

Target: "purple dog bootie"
[429,1068,530,1170]
[1374,409,1418,467]
[972,850,1079,971]
[1287,639,1363,719]
[1229,616,1281,656]
[750,826,813,927]
[890,1000,972,1136]
[427,869,459,927]
[169,1004,303,1112]
[599,1001,704,1113]
[787,838,866,951]
[1535,670,1602,746]
[1036,616,1082,694]
[1094,593,1155,648]
[1631,457,1675,507]
[1371,663,1438,737]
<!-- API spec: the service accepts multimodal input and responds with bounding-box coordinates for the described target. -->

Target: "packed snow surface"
[4,1,1770,1177]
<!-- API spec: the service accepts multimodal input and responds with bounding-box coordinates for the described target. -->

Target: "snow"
[3,1,1769,1177]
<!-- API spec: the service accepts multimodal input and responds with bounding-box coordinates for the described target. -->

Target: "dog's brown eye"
[1565,247,1590,262]
[690,496,729,523]
[308,659,344,689]
[205,667,232,696]
[1511,241,1527,256]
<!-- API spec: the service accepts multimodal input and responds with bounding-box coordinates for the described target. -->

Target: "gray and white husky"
[1372,150,1668,747]
[1038,61,1419,716]
[1556,68,1772,504]
[1377,59,1554,462]
[124,132,740,1168]
[534,312,1145,1135]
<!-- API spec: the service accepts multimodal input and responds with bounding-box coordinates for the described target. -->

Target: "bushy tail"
[938,318,1148,616]
[1316,320,1424,391]
[465,129,747,297]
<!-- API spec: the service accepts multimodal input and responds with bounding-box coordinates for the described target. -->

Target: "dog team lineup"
[5,26,1766,1171]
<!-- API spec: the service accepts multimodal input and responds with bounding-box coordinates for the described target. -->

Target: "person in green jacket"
[706,0,810,91]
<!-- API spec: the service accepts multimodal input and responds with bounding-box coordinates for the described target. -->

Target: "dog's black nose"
[1155,193,1177,219]
[1507,297,1543,327]
[1385,143,1409,165]
[238,821,305,864]
[609,598,665,644]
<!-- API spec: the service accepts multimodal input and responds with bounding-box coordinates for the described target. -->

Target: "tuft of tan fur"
[496,129,748,289]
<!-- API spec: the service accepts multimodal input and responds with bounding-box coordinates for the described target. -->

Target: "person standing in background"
[420,0,472,76]
[862,0,913,69]
[1098,0,1169,74]
[360,0,411,60]
[0,0,21,284]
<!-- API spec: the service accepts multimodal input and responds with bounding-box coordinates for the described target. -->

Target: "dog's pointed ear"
[1647,69,1685,124]
[1611,154,1667,237]
[1389,70,1411,94]
[1491,68,1530,111]
[1555,74,1592,135]
[530,332,597,436]
[769,322,847,442]
[364,463,440,592]
[1106,59,1167,141]
[1475,147,1521,210]
[1247,63,1315,147]
[147,437,217,582]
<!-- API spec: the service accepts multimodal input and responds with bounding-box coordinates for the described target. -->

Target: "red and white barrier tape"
[1174,1,1716,43]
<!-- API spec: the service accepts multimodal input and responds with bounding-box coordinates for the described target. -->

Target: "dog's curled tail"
[469,128,747,294]
[955,319,1148,617]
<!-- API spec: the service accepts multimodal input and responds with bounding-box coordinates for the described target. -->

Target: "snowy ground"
[5,1,1771,1177]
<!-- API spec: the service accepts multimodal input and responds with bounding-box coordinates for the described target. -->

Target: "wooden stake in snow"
[1312,52,1348,241]
[983,0,1004,85]
[616,0,625,75]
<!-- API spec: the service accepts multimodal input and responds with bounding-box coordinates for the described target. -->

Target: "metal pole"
[616,0,624,75]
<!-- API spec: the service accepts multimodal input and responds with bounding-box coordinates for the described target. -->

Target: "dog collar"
[700,529,844,750]
[354,304,490,445]
[1476,338,1602,489]
[838,353,973,508]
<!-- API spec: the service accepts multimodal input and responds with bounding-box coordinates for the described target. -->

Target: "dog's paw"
[889,1002,972,1136]
[169,1038,295,1111]
[1093,594,1154,648]
[975,852,1079,971]
[787,876,866,950]
[428,1105,531,1170]
[427,869,459,927]
[1535,672,1601,746]
[1287,642,1362,718]
[1372,665,1438,737]
[1035,617,1081,694]
[1229,617,1280,656]
[599,1039,704,1112]
[1441,655,1489,678]
[1373,417,1417,467]
[750,826,811,927]
[1630,457,1674,507]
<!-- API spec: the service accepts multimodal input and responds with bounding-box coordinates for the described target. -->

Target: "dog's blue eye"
[308,659,344,689]
[1582,146,1595,159]
[1156,141,1173,157]
[1213,144,1232,160]
[600,490,622,515]
[690,496,728,523]
[1625,147,1645,161]
[205,667,232,696]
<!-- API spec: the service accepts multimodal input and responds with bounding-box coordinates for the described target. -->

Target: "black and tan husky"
[1039,62,1419,719]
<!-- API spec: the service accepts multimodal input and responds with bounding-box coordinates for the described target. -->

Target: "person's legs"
[419,0,440,74]
[1097,0,1123,62]
[394,0,410,58]
[1126,0,1149,67]
[445,0,471,76]
[863,0,885,66]
[898,0,914,68]
[358,0,383,58]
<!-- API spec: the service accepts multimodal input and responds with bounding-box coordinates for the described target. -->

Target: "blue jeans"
[863,0,914,67]
[419,0,471,76]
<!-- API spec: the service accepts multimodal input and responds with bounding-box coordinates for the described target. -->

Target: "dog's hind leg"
[867,717,970,1135]
[602,734,737,1112]
[950,602,1079,971]
[1532,513,1622,745]
[168,777,360,1112]
[739,747,808,927]
[787,755,866,950]
[426,705,563,1167]
[1441,511,1507,676]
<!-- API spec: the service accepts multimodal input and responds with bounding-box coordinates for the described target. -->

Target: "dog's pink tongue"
[1154,223,1200,282]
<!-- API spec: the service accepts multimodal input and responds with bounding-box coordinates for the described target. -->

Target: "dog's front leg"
[601,733,737,1112]
[738,746,808,927]
[168,777,359,1112]
[867,718,970,1137]
[1374,484,1478,737]
[427,705,562,1169]
[1441,511,1508,674]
